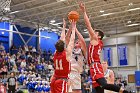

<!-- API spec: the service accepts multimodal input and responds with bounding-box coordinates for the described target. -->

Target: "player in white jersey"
[66,27,87,93]
[102,61,115,93]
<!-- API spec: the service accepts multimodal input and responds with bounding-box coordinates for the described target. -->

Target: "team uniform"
[88,39,104,88]
[50,50,70,93]
[69,48,85,92]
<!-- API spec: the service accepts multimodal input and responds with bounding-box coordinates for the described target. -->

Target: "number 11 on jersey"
[55,59,63,70]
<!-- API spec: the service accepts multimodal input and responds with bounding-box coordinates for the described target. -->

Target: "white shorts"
[68,71,81,92]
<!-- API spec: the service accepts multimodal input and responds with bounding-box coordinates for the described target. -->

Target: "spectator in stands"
[7,72,18,93]
[24,45,29,53]
[10,55,16,66]
[1,66,7,79]
[20,59,26,68]
[18,46,22,53]
[6,57,13,71]
[0,43,5,51]
[10,44,16,50]
[0,80,6,93]
[46,48,52,61]
[0,56,4,68]
[12,65,18,75]
[32,47,36,53]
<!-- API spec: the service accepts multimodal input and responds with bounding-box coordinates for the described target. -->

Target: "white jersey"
[70,48,85,73]
[104,69,111,82]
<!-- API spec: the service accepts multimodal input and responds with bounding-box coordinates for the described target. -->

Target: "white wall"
[128,43,137,66]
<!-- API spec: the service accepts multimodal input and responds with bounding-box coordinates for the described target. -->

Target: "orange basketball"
[68,11,79,22]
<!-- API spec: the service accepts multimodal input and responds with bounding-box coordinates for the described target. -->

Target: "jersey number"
[56,59,63,70]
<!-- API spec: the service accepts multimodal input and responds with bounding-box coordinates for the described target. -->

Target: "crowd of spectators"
[0,44,54,92]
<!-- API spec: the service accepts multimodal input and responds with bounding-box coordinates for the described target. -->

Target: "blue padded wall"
[40,31,59,53]
[135,71,140,86]
[13,25,38,49]
[0,22,10,52]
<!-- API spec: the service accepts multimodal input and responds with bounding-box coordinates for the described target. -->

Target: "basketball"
[68,11,79,22]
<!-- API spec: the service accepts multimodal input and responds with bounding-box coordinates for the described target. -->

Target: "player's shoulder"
[108,69,114,74]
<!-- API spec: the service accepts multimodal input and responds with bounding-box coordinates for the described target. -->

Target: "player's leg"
[72,74,81,93]
[54,79,68,93]
[69,72,82,93]
[50,78,55,93]
[90,63,104,93]
[96,78,129,93]
[68,80,73,93]
[72,89,81,93]
[95,86,104,93]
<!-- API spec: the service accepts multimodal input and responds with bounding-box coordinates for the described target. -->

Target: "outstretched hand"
[79,2,86,13]
[63,18,66,28]
[71,20,76,29]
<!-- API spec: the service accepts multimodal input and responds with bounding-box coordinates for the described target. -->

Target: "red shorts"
[50,77,68,93]
[90,62,104,88]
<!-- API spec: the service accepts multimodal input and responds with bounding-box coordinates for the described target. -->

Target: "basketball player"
[102,61,115,93]
[79,2,129,93]
[50,18,76,93]
[65,26,86,93]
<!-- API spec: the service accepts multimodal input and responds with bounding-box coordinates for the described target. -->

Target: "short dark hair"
[55,40,65,52]
[95,29,104,40]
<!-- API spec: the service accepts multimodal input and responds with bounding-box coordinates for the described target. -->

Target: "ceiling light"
[1,32,4,34]
[55,22,63,25]
[52,24,59,26]
[58,27,62,29]
[9,11,19,14]
[129,3,133,6]
[57,0,66,2]
[100,10,104,13]
[100,13,114,16]
[127,21,131,23]
[42,36,50,39]
[50,20,55,23]
[127,23,140,27]
[4,7,10,11]
[44,27,49,29]
[127,8,140,11]
[51,29,59,31]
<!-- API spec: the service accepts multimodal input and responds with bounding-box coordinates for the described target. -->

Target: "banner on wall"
[118,45,128,65]
[103,47,112,66]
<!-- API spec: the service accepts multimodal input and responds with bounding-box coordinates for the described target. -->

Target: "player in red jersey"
[50,18,76,93]
[79,2,129,93]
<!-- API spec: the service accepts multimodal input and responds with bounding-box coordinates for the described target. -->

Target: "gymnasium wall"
[13,25,38,49]
[100,36,140,85]
[101,36,138,67]
[40,30,59,53]
[0,22,10,52]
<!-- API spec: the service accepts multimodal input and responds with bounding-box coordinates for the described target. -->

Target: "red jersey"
[88,39,103,65]
[53,50,70,78]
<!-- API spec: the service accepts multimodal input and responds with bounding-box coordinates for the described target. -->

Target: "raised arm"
[66,21,76,61]
[79,2,98,42]
[60,18,66,41]
[65,25,72,46]
[75,28,87,57]
[109,70,115,84]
